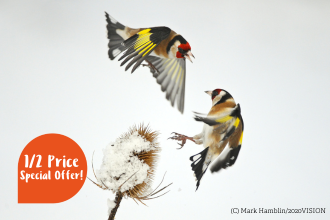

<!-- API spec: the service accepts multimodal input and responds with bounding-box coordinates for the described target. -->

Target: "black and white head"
[205,89,234,106]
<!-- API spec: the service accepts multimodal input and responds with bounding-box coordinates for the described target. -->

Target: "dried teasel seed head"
[89,124,171,206]
[94,124,160,198]
[120,124,160,198]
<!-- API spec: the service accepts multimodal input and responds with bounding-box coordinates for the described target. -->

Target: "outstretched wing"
[145,56,186,113]
[194,104,242,129]
[194,104,244,172]
[118,27,171,73]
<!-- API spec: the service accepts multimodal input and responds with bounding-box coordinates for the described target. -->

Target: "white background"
[1,0,329,219]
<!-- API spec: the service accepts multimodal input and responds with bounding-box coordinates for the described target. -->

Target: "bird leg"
[168,132,195,149]
[142,60,159,74]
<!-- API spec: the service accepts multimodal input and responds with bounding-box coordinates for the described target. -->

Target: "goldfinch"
[169,89,244,190]
[105,12,194,113]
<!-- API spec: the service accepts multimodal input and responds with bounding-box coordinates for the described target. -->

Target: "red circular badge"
[18,134,87,203]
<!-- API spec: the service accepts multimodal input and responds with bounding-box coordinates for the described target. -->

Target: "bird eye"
[212,90,218,97]
[178,47,184,54]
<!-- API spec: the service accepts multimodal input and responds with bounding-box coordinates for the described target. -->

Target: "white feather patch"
[216,145,231,162]
[112,48,121,56]
[116,29,130,40]
[109,16,118,24]
[192,155,201,162]
[210,144,231,171]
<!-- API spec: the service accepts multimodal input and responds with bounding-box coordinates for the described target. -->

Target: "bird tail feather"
[105,12,126,60]
[190,147,210,191]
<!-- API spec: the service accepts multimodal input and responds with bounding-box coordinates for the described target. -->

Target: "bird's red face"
[176,43,194,62]
[211,89,222,100]
[205,89,222,100]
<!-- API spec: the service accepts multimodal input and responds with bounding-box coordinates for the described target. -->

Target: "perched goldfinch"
[105,12,194,113]
[169,89,244,190]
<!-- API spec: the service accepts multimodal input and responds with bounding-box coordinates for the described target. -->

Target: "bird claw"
[142,60,159,74]
[168,132,190,149]
[177,143,184,150]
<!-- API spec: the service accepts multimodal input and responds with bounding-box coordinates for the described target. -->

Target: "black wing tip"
[189,154,195,161]
[194,116,202,122]
[195,182,201,191]
[105,12,110,22]
[120,61,126,67]
[108,54,116,60]
[194,116,218,126]
[131,66,138,73]
[210,165,228,173]
[236,103,241,115]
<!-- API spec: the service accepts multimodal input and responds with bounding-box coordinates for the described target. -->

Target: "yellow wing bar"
[142,43,156,56]
[132,29,158,57]
[239,132,243,145]
[216,115,233,123]
[234,117,240,128]
[134,29,152,49]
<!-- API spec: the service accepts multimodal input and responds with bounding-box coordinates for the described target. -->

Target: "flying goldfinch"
[105,12,194,113]
[169,89,244,190]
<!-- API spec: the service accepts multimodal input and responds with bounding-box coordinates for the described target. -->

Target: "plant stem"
[108,191,123,220]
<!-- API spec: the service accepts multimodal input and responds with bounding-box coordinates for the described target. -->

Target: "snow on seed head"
[95,124,160,198]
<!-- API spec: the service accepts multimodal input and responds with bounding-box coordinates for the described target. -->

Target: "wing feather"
[165,63,179,99]
[145,56,186,113]
[161,60,178,91]
[177,66,185,113]
[115,27,171,73]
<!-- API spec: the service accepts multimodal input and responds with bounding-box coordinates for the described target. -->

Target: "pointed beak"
[205,91,212,96]
[185,51,195,63]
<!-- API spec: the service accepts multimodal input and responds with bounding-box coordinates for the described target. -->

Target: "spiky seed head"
[120,124,160,198]
[94,124,161,200]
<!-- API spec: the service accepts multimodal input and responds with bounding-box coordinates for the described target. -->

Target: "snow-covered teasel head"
[96,124,160,197]
[89,124,171,211]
